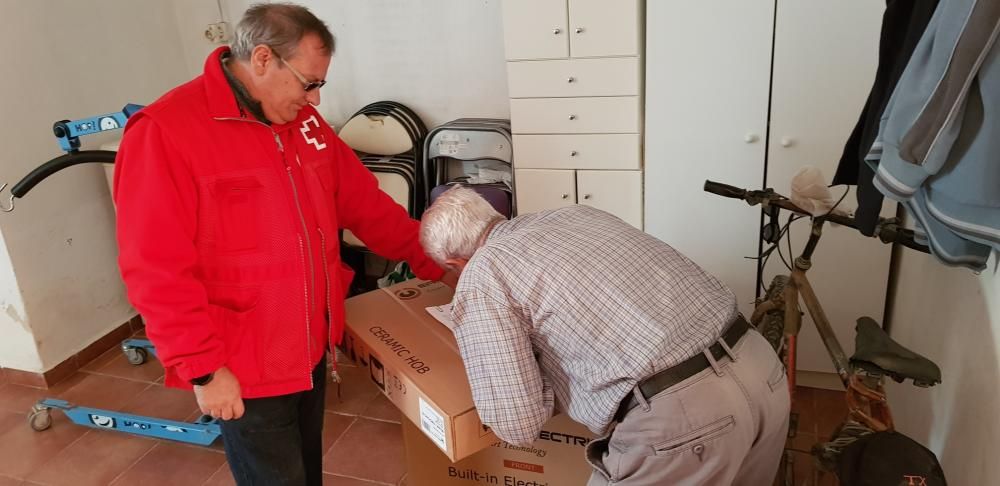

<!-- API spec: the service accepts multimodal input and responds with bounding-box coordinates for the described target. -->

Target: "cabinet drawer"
[507,58,640,98]
[514,169,576,215]
[511,97,640,134]
[577,170,642,228]
[513,134,640,170]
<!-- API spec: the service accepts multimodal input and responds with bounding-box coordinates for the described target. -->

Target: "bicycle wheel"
[757,276,789,353]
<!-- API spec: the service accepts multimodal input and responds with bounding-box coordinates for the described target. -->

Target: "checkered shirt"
[451,205,738,445]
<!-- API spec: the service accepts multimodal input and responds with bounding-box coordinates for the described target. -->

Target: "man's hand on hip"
[194,366,245,420]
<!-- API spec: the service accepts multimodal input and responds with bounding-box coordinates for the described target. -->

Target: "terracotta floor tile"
[323,418,405,484]
[787,431,817,454]
[58,374,152,412]
[109,442,225,486]
[325,366,380,416]
[812,388,848,439]
[119,384,198,423]
[83,347,164,383]
[0,384,54,415]
[791,386,818,436]
[360,394,401,423]
[0,409,88,479]
[323,413,356,454]
[322,474,388,485]
[202,463,237,486]
[25,429,156,486]
[0,474,20,486]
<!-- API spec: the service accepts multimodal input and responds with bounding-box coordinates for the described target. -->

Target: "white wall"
[887,251,999,484]
[173,0,511,129]
[0,0,193,372]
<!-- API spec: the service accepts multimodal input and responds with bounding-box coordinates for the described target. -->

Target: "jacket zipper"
[317,227,340,384]
[214,116,316,387]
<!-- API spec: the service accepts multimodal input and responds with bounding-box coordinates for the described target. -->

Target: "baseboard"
[1,315,143,389]
[796,370,845,391]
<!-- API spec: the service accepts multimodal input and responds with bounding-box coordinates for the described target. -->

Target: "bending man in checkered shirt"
[420,186,790,485]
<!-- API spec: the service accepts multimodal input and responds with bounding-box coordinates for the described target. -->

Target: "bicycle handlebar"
[704,179,929,254]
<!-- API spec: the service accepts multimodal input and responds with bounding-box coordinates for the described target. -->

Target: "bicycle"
[702,180,946,486]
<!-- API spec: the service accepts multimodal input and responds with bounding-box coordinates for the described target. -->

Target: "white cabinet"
[506,58,640,98]
[577,170,642,228]
[502,0,644,228]
[510,97,640,134]
[764,0,888,374]
[568,0,641,58]
[644,0,774,319]
[500,0,568,60]
[502,0,640,60]
[645,0,890,376]
[514,169,577,214]
[512,134,641,170]
[515,169,642,228]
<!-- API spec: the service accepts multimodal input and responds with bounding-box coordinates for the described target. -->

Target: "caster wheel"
[28,408,52,431]
[124,346,148,366]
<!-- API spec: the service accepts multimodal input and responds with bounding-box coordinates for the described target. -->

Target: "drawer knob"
[575,27,584,34]
[583,194,591,200]
[780,137,794,148]
[568,114,577,120]
[567,76,576,83]
[570,150,578,157]
[744,133,759,143]
[552,28,561,35]
[561,194,569,199]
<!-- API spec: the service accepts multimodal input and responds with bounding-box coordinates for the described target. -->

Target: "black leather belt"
[615,315,751,422]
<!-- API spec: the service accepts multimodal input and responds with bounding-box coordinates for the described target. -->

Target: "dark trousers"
[220,356,327,486]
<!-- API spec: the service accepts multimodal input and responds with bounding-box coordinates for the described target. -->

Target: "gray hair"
[420,186,505,265]
[230,3,335,60]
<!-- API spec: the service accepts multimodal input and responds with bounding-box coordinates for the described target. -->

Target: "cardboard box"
[342,280,498,461]
[403,413,596,486]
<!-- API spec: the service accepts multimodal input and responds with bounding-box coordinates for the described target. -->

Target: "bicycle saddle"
[850,317,941,387]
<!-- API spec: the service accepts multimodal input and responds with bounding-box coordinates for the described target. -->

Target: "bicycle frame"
[753,216,895,433]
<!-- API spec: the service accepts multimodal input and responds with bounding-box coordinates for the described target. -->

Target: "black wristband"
[189,372,215,386]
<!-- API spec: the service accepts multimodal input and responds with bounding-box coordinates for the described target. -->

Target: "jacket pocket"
[652,415,736,456]
[210,176,263,252]
[206,284,261,385]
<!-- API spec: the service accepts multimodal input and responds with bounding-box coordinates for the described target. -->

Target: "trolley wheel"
[124,346,148,366]
[28,407,52,431]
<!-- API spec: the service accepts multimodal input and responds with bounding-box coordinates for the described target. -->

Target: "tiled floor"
[0,332,849,486]
[778,386,849,486]
[0,332,407,486]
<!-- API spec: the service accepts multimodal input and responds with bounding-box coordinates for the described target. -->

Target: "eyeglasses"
[276,54,326,92]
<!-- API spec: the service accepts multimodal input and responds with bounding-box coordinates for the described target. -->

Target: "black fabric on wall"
[833,0,940,235]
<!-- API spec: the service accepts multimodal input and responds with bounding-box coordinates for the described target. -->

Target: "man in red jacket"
[113,4,448,485]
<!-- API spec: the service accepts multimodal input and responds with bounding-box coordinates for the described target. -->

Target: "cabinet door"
[577,170,642,229]
[514,169,576,215]
[644,0,774,317]
[766,0,887,374]
[569,0,640,58]
[502,0,569,60]
[510,97,640,134]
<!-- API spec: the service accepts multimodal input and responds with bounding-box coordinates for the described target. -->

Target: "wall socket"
[205,22,231,44]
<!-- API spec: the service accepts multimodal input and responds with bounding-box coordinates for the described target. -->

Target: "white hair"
[420,186,505,265]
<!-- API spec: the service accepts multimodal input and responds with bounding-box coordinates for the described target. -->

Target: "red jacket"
[114,47,443,398]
